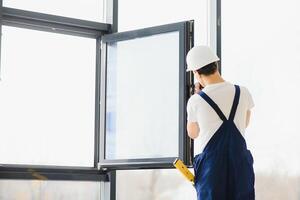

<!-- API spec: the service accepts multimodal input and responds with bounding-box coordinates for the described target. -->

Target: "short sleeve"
[244,87,254,110]
[187,96,198,122]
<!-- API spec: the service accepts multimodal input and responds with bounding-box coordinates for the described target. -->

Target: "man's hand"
[194,82,203,94]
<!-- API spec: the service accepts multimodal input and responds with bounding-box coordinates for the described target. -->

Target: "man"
[186,46,255,200]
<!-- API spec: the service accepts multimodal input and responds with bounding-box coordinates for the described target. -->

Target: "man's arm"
[246,110,251,128]
[244,86,254,128]
[187,122,199,139]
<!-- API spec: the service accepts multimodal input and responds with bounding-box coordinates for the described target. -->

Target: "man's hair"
[196,62,218,76]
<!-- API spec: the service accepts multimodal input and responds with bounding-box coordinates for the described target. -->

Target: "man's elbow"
[188,131,199,139]
[187,122,199,139]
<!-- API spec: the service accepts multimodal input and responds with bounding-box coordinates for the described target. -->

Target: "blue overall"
[193,85,255,200]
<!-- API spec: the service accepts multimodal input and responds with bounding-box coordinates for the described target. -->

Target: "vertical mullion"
[94,37,102,168]
[209,0,221,73]
[180,21,194,166]
[100,171,116,200]
[102,0,118,198]
[187,21,194,165]
[109,171,116,200]
[111,0,118,33]
[179,23,187,164]
[99,41,107,166]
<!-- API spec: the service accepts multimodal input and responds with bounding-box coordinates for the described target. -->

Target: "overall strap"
[228,85,241,121]
[198,91,227,121]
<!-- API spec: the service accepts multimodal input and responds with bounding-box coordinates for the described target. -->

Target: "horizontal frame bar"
[99,157,178,170]
[0,165,109,181]
[1,7,111,38]
[102,21,188,42]
[0,171,108,182]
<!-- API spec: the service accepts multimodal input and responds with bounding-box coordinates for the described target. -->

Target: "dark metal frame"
[1,7,111,38]
[0,166,108,181]
[111,0,118,33]
[98,21,194,170]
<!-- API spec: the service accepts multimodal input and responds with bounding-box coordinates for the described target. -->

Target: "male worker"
[186,46,255,200]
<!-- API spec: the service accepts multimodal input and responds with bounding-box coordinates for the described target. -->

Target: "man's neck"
[203,73,225,86]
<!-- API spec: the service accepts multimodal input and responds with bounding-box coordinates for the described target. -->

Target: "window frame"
[0,2,111,182]
[98,21,194,170]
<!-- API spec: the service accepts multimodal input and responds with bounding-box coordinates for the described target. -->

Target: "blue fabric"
[194,85,255,200]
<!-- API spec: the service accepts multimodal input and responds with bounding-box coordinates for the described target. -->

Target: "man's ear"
[193,71,199,78]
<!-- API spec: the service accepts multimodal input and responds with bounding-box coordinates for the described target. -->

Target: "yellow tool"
[173,158,195,184]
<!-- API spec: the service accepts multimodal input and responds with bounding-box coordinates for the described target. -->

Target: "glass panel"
[118,0,209,45]
[0,26,96,167]
[222,0,300,199]
[118,0,210,158]
[4,0,104,22]
[105,32,180,159]
[0,180,101,199]
[116,169,197,200]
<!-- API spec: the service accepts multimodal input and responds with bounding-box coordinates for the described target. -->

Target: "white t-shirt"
[187,81,254,154]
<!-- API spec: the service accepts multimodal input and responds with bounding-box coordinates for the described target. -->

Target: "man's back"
[187,81,254,153]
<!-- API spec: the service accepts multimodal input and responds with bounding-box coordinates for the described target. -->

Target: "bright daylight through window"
[105,32,180,160]
[0,26,96,167]
[222,0,300,199]
[3,0,104,22]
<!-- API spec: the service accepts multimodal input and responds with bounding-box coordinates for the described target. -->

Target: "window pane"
[105,32,179,159]
[4,0,104,22]
[118,0,209,45]
[116,169,197,200]
[0,26,96,166]
[0,180,100,199]
[222,0,300,199]
[118,0,210,156]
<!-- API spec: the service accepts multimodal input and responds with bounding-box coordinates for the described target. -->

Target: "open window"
[98,21,194,170]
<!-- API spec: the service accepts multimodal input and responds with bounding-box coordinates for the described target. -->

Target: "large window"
[3,0,104,22]
[0,26,96,167]
[222,0,300,199]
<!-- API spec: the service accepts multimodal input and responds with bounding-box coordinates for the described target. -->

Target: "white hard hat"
[186,46,220,72]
